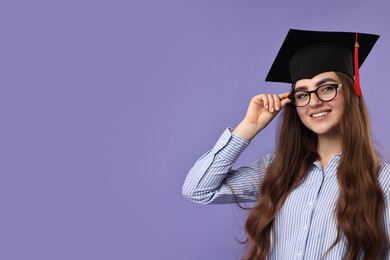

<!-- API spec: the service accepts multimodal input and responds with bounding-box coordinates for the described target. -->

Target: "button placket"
[295,168,324,259]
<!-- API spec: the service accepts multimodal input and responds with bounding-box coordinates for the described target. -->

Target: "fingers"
[278,91,291,99]
[280,92,292,108]
[258,92,291,113]
[242,91,292,135]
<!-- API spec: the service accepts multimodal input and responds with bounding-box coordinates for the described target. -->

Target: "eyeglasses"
[289,83,343,107]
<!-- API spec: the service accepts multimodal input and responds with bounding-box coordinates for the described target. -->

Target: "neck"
[317,133,342,170]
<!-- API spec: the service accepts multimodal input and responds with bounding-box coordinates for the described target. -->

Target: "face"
[294,71,345,138]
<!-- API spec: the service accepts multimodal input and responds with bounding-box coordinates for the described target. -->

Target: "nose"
[309,92,323,107]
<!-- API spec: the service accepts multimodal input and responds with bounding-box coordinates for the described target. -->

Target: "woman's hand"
[232,92,291,141]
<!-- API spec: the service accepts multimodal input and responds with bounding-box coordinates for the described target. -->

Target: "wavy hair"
[244,72,388,259]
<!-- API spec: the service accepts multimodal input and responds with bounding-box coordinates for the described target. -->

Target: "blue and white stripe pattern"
[182,128,390,259]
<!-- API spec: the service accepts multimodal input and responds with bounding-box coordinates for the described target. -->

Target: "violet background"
[1,0,389,259]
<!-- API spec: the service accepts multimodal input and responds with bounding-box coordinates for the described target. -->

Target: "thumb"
[279,92,292,108]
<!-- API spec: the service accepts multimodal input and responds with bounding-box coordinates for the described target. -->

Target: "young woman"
[182,29,390,259]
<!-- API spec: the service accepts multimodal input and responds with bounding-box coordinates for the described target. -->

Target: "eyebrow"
[294,77,339,91]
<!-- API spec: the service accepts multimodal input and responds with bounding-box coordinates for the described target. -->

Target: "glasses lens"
[317,84,337,101]
[293,91,310,106]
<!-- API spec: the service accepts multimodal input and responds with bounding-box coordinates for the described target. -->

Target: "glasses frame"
[289,83,343,107]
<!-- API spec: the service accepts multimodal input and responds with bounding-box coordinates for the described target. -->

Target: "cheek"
[333,97,346,115]
[295,108,312,130]
[296,108,307,121]
[335,104,345,122]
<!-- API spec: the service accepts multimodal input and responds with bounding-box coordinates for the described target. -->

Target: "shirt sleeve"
[182,128,274,204]
[384,190,390,258]
[379,160,390,258]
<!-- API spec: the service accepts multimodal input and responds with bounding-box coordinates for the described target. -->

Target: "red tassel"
[354,32,362,96]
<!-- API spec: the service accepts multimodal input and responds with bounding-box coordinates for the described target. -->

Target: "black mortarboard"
[265,29,379,96]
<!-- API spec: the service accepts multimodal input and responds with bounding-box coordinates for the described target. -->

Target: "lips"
[310,110,331,118]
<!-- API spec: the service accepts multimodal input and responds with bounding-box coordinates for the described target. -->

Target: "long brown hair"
[244,72,388,259]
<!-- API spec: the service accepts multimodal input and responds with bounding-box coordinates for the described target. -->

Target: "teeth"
[312,111,329,118]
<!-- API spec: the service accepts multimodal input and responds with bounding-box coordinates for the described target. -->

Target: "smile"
[311,111,330,118]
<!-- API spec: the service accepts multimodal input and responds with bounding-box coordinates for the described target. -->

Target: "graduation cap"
[265,29,379,96]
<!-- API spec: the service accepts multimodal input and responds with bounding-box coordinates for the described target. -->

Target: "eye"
[294,92,309,100]
[319,84,336,93]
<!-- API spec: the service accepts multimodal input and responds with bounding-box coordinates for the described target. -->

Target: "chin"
[308,125,340,136]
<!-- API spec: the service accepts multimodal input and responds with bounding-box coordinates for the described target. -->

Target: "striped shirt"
[182,128,390,259]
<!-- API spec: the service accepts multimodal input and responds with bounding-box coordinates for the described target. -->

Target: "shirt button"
[303,224,308,230]
[296,251,303,257]
[308,201,314,206]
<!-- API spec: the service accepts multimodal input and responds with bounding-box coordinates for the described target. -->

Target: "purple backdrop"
[1,0,389,259]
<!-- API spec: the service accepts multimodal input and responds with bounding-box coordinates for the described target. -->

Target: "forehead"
[295,71,341,88]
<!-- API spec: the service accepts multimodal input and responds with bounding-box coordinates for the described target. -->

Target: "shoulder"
[378,160,390,194]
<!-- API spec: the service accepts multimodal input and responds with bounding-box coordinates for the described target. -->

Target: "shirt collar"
[313,153,341,175]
